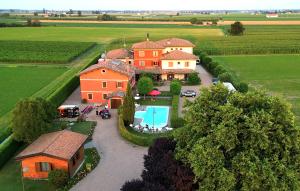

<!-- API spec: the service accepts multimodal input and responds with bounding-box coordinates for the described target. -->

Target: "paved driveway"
[65,88,147,191]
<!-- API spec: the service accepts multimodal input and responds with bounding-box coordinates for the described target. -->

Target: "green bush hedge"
[187,72,201,85]
[170,80,182,95]
[0,135,21,168]
[170,95,185,128]
[118,114,167,147]
[200,52,249,93]
[49,169,69,188]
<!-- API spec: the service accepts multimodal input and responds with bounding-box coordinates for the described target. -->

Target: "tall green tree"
[137,76,153,99]
[170,80,181,95]
[122,82,135,126]
[229,21,245,35]
[175,84,300,190]
[10,97,57,143]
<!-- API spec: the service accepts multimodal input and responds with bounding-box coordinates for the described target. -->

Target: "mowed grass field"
[0,41,95,64]
[213,55,300,125]
[0,66,67,117]
[0,26,224,43]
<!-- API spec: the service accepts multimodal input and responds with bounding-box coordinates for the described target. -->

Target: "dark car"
[180,90,196,97]
[99,109,111,119]
[212,78,219,85]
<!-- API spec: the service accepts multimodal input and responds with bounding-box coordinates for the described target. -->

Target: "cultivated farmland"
[213,55,300,125]
[0,41,95,63]
[0,66,67,117]
[196,25,300,55]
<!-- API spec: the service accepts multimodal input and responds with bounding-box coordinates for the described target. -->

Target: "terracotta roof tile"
[132,40,164,49]
[161,50,199,60]
[156,38,195,47]
[16,130,87,160]
[106,48,133,59]
[80,60,135,78]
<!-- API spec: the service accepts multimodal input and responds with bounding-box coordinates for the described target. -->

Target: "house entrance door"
[167,74,174,80]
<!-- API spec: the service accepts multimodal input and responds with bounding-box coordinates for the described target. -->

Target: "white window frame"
[87,93,93,100]
[117,81,123,88]
[153,51,159,57]
[139,61,145,66]
[139,51,145,57]
[103,93,108,99]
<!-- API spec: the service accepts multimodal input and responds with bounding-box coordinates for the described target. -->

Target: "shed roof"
[132,40,164,49]
[16,130,87,160]
[106,48,133,59]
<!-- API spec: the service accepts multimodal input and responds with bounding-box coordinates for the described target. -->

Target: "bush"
[121,179,144,191]
[0,135,21,168]
[170,80,181,95]
[48,169,69,188]
[187,73,201,85]
[238,82,249,93]
[170,95,184,128]
[213,65,226,76]
[218,72,233,82]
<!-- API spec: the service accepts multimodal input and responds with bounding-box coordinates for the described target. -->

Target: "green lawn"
[137,98,172,106]
[0,27,223,43]
[0,66,67,117]
[213,54,300,125]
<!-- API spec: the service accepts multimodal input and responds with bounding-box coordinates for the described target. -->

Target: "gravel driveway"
[64,88,147,191]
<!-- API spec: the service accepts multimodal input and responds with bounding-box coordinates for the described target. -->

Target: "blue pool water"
[134,106,169,129]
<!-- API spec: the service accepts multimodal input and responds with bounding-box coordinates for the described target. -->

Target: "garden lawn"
[137,98,172,106]
[0,66,67,117]
[213,54,300,125]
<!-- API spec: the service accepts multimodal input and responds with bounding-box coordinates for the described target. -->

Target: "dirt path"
[219,20,300,25]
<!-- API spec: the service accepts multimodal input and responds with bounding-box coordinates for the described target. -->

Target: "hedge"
[118,114,167,147]
[200,52,249,92]
[0,135,21,168]
[170,95,185,128]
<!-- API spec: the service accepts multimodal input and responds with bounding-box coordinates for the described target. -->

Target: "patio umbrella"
[148,90,161,96]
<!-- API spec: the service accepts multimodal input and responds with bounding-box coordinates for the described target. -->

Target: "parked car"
[180,90,196,97]
[99,109,111,119]
[212,78,219,85]
[58,105,80,118]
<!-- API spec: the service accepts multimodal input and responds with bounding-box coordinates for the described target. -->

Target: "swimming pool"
[134,106,169,129]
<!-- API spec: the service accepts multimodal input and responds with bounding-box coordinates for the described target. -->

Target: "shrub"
[238,82,249,93]
[170,95,184,128]
[137,76,153,99]
[213,65,226,76]
[48,169,69,188]
[121,179,144,191]
[218,72,233,82]
[187,73,201,85]
[170,80,181,95]
[0,135,21,168]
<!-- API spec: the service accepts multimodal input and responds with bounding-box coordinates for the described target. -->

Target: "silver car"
[180,90,196,97]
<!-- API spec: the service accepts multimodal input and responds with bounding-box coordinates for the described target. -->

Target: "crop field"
[213,55,300,125]
[0,41,95,64]
[196,25,300,55]
[0,27,224,43]
[0,66,68,117]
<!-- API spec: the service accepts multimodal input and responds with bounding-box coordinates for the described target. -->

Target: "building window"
[72,157,76,166]
[87,93,93,100]
[153,61,159,66]
[171,48,173,50]
[185,62,189,67]
[180,48,183,50]
[153,51,159,57]
[139,61,145,66]
[103,93,108,99]
[117,82,123,88]
[36,162,51,172]
[102,82,107,88]
[175,48,178,50]
[177,62,181,65]
[168,62,173,67]
[139,51,145,57]
[129,61,132,64]
[101,69,106,73]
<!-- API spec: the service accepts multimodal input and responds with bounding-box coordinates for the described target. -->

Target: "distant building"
[266,13,279,18]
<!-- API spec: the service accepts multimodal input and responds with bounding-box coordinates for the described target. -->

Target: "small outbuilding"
[15,130,87,179]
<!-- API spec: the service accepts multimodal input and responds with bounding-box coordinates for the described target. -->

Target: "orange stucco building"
[15,130,87,179]
[80,60,135,108]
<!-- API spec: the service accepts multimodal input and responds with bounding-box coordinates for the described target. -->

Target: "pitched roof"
[80,60,135,78]
[106,48,133,59]
[135,67,162,74]
[161,50,199,60]
[16,130,87,160]
[132,40,164,49]
[156,38,195,47]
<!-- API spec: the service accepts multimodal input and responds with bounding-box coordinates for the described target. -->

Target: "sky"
[0,0,299,11]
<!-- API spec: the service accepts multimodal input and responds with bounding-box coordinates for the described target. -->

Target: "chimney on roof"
[146,33,149,41]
